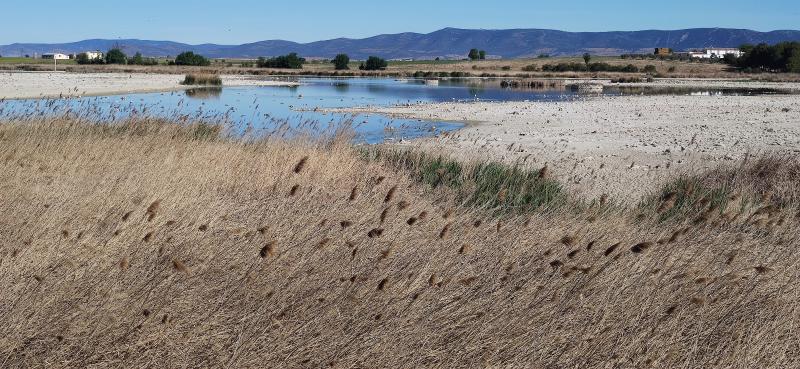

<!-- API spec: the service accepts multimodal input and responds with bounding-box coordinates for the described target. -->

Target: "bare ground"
[335,93,800,200]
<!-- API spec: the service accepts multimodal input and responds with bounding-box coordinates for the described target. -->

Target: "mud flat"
[0,72,298,99]
[336,93,800,200]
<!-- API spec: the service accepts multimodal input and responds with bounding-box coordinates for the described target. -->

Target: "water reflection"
[185,87,223,99]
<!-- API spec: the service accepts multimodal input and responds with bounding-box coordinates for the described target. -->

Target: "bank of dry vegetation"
[0,117,799,368]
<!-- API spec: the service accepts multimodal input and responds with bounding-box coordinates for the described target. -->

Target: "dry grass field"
[1,117,799,368]
[4,56,799,81]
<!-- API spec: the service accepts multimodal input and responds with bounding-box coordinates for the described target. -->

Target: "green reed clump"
[182,74,222,86]
[360,147,566,214]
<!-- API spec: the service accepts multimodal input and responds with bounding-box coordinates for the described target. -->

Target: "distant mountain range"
[2,28,799,60]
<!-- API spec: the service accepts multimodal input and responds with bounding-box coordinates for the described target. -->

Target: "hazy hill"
[2,27,799,59]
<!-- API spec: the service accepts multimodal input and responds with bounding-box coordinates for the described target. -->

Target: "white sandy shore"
[335,94,800,200]
[0,72,298,99]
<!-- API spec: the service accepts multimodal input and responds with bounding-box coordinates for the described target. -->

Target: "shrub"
[128,52,159,66]
[542,62,639,73]
[174,51,211,66]
[181,74,222,86]
[359,56,387,71]
[643,65,657,73]
[332,54,350,70]
[468,49,480,61]
[105,49,127,65]
[76,52,104,65]
[522,64,538,72]
[257,53,305,69]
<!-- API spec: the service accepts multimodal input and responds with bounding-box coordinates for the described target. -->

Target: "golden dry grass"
[1,118,799,368]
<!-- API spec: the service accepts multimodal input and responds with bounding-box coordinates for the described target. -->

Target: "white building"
[41,53,70,60]
[83,51,103,60]
[689,48,744,59]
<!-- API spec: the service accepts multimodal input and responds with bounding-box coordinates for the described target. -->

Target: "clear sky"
[2,0,798,45]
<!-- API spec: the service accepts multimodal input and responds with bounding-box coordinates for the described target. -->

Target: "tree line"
[725,42,800,73]
[76,49,210,66]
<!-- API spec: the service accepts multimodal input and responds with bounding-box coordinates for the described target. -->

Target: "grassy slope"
[0,119,798,368]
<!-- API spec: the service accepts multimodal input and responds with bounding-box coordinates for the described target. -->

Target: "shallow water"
[0,77,792,143]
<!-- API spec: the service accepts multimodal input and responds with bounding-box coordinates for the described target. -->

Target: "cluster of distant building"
[654,47,744,59]
[40,51,103,60]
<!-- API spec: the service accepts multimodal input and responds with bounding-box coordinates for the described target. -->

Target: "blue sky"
[2,0,798,44]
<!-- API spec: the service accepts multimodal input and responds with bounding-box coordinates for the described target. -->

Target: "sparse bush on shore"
[173,51,211,66]
[181,73,222,86]
[359,56,388,70]
[542,62,640,73]
[105,48,127,65]
[332,53,350,70]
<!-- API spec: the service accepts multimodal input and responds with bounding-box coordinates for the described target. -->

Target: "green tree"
[129,52,144,65]
[331,54,350,70]
[359,56,387,71]
[174,51,211,66]
[468,48,480,61]
[105,48,127,64]
[256,53,305,69]
[582,53,592,71]
[479,50,486,60]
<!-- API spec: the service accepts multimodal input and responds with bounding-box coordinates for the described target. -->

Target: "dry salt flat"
[335,91,800,200]
[0,72,297,99]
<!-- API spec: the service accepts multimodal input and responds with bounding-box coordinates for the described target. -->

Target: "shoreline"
[0,72,299,100]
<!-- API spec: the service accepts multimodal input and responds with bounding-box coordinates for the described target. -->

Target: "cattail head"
[560,235,576,247]
[538,165,550,179]
[293,156,309,174]
[172,259,189,274]
[368,228,384,238]
[631,242,654,254]
[384,185,397,203]
[349,186,359,201]
[658,192,678,213]
[119,257,129,270]
[377,278,388,291]
[260,241,276,258]
[604,243,620,256]
[146,200,161,222]
[443,208,454,219]
[289,184,300,196]
[439,223,451,239]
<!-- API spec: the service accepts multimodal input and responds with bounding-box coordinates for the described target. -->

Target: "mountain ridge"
[2,27,799,60]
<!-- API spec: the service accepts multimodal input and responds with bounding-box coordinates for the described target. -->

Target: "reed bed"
[0,117,798,368]
[181,73,222,86]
